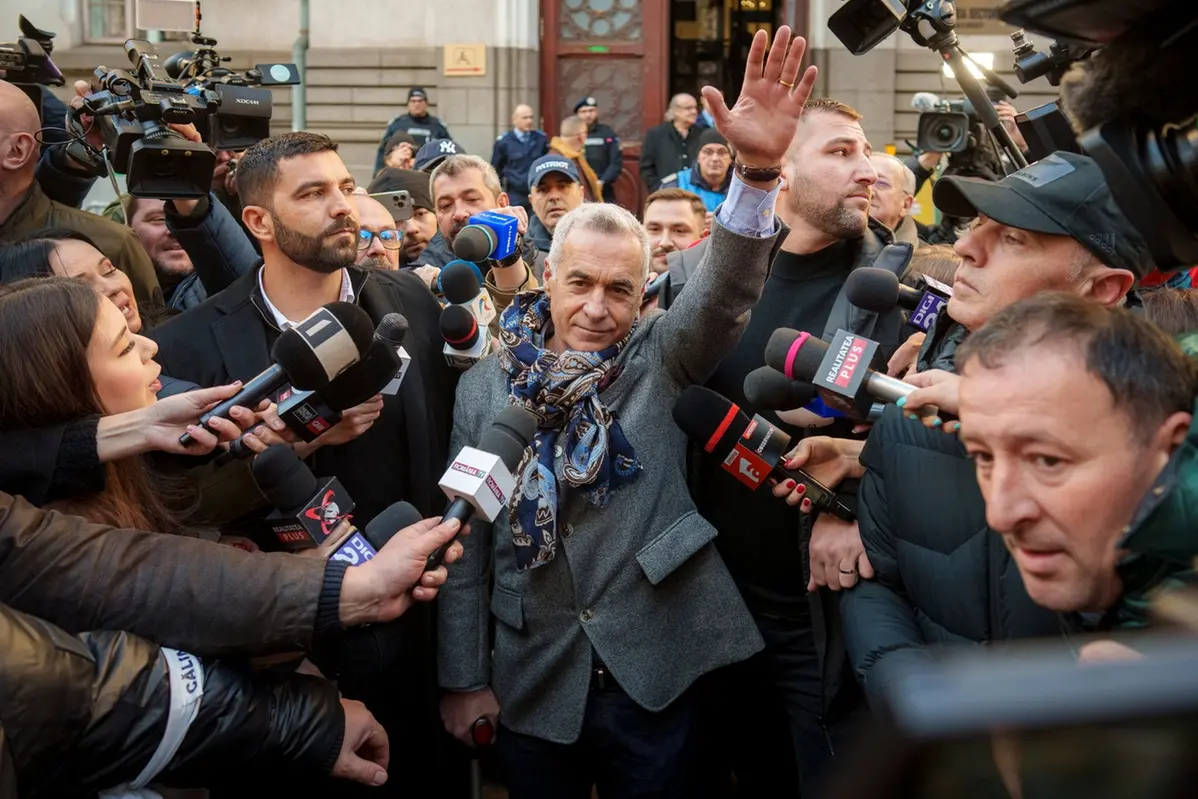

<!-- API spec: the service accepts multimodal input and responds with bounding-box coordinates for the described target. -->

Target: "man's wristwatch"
[734,162,783,182]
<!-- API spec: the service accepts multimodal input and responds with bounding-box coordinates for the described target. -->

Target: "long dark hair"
[0,278,178,532]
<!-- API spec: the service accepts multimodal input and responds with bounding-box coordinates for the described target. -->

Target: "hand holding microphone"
[897,369,963,433]
[769,436,866,511]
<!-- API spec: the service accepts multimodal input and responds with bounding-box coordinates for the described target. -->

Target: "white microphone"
[440,304,493,370]
[426,406,538,570]
[441,260,497,328]
[911,91,942,113]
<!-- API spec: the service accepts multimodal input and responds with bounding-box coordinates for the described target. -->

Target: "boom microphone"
[178,302,374,446]
[672,386,854,520]
[425,406,538,570]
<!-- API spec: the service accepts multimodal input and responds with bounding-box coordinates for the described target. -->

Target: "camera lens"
[935,124,956,145]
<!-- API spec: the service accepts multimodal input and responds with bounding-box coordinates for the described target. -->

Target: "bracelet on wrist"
[734,162,783,182]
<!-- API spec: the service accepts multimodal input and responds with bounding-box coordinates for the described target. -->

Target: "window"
[82,0,193,44]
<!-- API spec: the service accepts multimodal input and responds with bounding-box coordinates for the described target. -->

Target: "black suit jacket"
[150,265,459,523]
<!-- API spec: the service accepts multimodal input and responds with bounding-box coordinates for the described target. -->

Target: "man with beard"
[127,197,204,309]
[150,132,462,798]
[353,194,402,270]
[428,153,543,315]
[687,98,909,797]
[526,155,585,253]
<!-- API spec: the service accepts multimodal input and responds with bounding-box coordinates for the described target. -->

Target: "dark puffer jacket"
[0,603,345,799]
[841,406,1062,708]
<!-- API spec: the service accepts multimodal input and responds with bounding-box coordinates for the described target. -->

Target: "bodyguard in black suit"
[150,131,464,798]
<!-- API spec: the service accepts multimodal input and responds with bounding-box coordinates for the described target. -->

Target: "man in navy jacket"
[491,104,548,212]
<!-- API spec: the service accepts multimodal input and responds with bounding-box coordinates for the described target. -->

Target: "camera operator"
[2,603,394,796]
[817,152,1152,708]
[0,80,163,312]
[428,153,543,315]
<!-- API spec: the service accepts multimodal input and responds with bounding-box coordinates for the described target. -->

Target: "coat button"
[562,523,574,538]
[580,609,593,622]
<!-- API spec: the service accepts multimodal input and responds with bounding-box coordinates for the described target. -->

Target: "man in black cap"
[492,104,548,213]
[380,130,417,171]
[526,154,585,253]
[575,96,622,204]
[368,168,441,278]
[374,88,453,173]
[837,152,1152,724]
[658,127,733,213]
[413,138,464,173]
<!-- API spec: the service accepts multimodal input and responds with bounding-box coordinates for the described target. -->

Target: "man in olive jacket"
[0,80,163,311]
[437,27,817,797]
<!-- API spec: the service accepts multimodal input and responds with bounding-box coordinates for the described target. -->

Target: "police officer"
[491,104,548,213]
[374,88,453,173]
[575,96,622,203]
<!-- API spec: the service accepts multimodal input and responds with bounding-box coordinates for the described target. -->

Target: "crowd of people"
[0,17,1194,799]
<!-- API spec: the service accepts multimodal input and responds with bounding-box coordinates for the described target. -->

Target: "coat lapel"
[211,274,274,383]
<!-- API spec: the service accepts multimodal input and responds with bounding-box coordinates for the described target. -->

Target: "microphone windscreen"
[743,366,817,411]
[375,313,409,346]
[453,225,496,263]
[320,339,403,411]
[764,328,829,383]
[844,268,902,313]
[911,91,940,112]
[441,261,482,304]
[672,386,751,461]
[270,302,376,390]
[252,444,319,512]
[480,406,538,471]
[363,500,424,551]
[440,304,479,349]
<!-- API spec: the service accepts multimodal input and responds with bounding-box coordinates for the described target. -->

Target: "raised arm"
[655,25,818,386]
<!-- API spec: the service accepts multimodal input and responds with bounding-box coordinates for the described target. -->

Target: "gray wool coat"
[437,212,780,744]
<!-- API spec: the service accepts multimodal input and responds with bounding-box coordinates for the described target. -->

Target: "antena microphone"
[178,302,374,446]
[425,406,538,570]
[671,386,854,520]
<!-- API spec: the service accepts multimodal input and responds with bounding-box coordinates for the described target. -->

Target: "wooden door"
[539,0,670,214]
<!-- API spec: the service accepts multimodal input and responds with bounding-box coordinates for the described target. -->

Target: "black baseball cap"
[574,96,598,113]
[934,151,1152,278]
[528,155,580,191]
[414,138,463,172]
[408,87,428,101]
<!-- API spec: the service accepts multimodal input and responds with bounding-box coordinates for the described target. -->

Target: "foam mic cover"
[441,304,480,350]
[271,301,376,389]
[374,313,409,346]
[672,385,750,461]
[363,500,424,551]
[320,339,404,411]
[453,225,497,262]
[440,261,483,304]
[743,366,817,411]
[252,444,319,513]
[764,328,829,383]
[845,268,906,313]
[481,405,539,470]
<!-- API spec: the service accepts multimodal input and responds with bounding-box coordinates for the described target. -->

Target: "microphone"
[330,499,424,567]
[178,302,375,446]
[373,312,412,396]
[425,405,538,570]
[441,260,497,329]
[441,303,493,370]
[912,91,941,113]
[252,444,357,550]
[743,366,840,429]
[844,268,950,333]
[672,386,854,521]
[764,328,931,420]
[453,211,520,262]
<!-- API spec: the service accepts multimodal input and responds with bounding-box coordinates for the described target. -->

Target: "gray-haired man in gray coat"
[437,26,820,798]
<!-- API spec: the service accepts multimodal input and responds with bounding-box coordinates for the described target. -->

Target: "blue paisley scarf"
[499,290,642,570]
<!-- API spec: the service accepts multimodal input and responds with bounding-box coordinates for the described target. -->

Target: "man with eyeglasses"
[640,93,703,192]
[353,194,403,270]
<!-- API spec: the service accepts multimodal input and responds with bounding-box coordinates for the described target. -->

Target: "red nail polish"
[785,479,796,489]
[796,484,806,495]
[801,498,812,509]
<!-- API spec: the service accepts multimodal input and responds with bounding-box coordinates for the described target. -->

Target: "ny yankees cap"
[934,151,1153,279]
[528,155,581,190]
[415,138,463,172]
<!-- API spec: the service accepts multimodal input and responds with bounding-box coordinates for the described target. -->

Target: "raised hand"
[702,26,819,168]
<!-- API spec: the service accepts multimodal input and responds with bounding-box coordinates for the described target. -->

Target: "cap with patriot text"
[528,155,581,191]
[415,139,463,172]
[408,87,428,101]
[933,151,1153,279]
[574,96,599,113]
